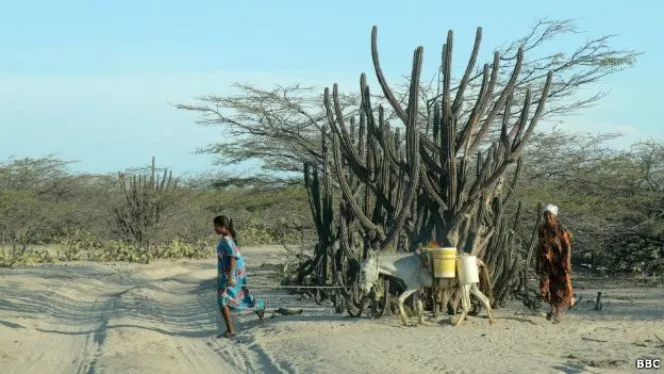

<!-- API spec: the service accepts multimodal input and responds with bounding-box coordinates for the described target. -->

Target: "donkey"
[360,252,432,326]
[360,251,496,326]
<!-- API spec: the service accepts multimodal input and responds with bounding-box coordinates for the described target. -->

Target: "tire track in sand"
[72,297,116,374]
[29,266,124,374]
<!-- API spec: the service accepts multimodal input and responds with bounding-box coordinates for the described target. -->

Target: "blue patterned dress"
[217,236,266,312]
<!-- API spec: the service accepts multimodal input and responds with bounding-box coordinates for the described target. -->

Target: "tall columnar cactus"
[303,131,335,286]
[113,157,176,261]
[304,125,370,307]
[301,26,553,307]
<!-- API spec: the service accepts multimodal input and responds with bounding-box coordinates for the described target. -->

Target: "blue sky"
[0,0,659,175]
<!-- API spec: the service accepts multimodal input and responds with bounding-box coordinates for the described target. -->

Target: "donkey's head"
[359,256,380,294]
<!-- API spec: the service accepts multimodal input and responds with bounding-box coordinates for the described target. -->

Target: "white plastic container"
[457,255,480,284]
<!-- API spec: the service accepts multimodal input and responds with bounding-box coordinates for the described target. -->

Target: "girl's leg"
[254,299,266,321]
[221,305,235,336]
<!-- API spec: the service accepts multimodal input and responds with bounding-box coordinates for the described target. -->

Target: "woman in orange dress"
[536,204,576,323]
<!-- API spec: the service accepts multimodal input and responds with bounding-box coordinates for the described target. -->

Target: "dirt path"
[0,246,303,373]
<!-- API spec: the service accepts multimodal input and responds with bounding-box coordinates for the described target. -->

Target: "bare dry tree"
[177,19,639,181]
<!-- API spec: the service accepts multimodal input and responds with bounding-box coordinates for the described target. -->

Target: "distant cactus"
[112,157,177,262]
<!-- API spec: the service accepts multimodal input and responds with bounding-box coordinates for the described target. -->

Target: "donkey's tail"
[478,260,495,307]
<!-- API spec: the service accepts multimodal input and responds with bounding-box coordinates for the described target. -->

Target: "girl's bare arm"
[562,231,572,272]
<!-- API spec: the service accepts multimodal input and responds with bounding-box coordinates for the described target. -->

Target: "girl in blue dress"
[214,215,266,338]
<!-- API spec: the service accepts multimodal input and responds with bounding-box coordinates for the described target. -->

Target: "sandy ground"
[1,245,663,374]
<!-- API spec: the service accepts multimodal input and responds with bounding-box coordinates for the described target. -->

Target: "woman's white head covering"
[543,204,559,216]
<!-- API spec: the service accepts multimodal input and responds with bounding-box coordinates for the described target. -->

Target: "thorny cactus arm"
[304,163,323,235]
[378,46,423,250]
[324,87,368,179]
[302,127,337,285]
[371,27,440,156]
[462,73,553,213]
[466,50,522,155]
[331,131,385,240]
[451,28,482,116]
[359,75,404,170]
[440,32,457,213]
[456,62,497,156]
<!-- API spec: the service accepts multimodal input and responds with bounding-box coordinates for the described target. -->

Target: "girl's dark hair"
[213,215,238,244]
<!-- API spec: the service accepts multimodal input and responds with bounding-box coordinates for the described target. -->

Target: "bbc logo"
[636,358,661,369]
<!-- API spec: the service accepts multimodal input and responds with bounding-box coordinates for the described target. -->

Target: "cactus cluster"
[302,26,554,307]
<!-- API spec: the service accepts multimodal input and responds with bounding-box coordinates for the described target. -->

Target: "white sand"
[1,245,663,374]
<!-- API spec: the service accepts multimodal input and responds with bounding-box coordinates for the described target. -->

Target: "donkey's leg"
[451,284,471,326]
[439,285,449,315]
[450,286,462,315]
[470,283,496,325]
[398,289,417,326]
[439,279,453,315]
[416,293,426,325]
